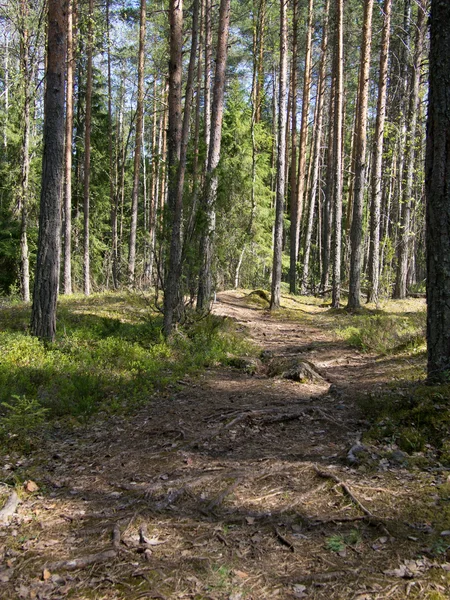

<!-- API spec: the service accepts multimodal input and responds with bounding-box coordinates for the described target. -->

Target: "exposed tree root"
[0,491,19,524]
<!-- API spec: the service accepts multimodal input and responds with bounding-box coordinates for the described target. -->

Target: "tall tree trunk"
[63,0,76,295]
[301,0,329,294]
[321,49,335,292]
[288,0,299,293]
[292,0,314,294]
[367,0,392,303]
[196,0,231,312]
[106,0,117,288]
[255,0,266,124]
[394,0,427,299]
[31,0,67,340]
[128,0,147,284]
[3,31,9,150]
[331,0,344,308]
[145,78,159,282]
[347,0,374,309]
[269,0,288,310]
[204,0,212,161]
[83,0,94,296]
[164,0,200,335]
[18,0,31,302]
[426,0,450,382]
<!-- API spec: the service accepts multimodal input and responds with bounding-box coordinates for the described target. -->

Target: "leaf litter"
[0,291,449,599]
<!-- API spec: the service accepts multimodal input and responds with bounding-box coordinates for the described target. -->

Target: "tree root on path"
[46,549,118,572]
[313,466,391,535]
[0,490,19,524]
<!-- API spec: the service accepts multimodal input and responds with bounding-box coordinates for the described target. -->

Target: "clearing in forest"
[0,290,449,600]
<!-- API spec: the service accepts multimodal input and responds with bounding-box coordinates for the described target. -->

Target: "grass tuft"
[0,292,254,448]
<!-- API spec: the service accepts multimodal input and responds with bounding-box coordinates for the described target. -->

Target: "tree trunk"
[63,0,76,295]
[288,0,299,294]
[164,0,200,335]
[292,0,314,294]
[31,0,67,340]
[18,0,31,302]
[255,0,266,124]
[331,0,344,308]
[83,0,94,296]
[394,0,426,299]
[367,0,392,303]
[269,0,288,310]
[426,0,450,382]
[347,0,374,309]
[127,0,147,284]
[301,0,329,294]
[204,0,212,161]
[197,0,231,312]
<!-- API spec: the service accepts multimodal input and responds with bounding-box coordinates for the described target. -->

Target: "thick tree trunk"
[331,0,344,309]
[394,0,426,299]
[127,0,147,283]
[367,0,392,303]
[31,0,67,341]
[347,0,374,309]
[83,0,94,296]
[269,0,288,310]
[426,0,450,382]
[196,0,231,312]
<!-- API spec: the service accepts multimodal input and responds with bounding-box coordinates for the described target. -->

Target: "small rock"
[24,481,39,493]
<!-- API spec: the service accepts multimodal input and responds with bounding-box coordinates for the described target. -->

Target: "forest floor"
[1,290,450,600]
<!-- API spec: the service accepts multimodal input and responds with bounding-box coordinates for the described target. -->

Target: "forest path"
[1,291,447,599]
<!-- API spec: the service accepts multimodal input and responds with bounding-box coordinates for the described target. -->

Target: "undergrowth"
[359,384,450,459]
[334,308,426,355]
[0,292,254,449]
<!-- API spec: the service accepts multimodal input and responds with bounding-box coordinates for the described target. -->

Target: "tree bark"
[196,0,231,312]
[347,0,374,309]
[331,0,344,309]
[394,0,427,299]
[426,0,450,382]
[164,0,200,335]
[31,0,67,341]
[18,0,31,302]
[269,0,288,310]
[292,0,314,293]
[83,0,94,296]
[367,0,392,303]
[63,0,76,295]
[127,0,147,284]
[301,0,329,294]
[288,0,299,294]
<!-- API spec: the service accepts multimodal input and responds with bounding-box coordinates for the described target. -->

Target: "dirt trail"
[0,291,448,599]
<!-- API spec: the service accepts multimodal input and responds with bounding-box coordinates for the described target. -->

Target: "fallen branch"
[273,526,295,552]
[112,524,121,549]
[206,478,242,512]
[46,549,117,571]
[0,491,19,524]
[313,466,374,518]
